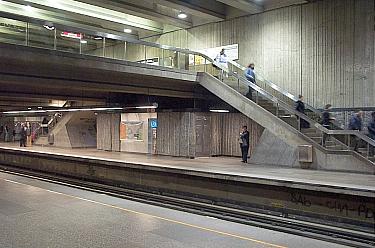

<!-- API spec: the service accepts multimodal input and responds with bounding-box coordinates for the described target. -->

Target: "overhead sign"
[61,31,82,39]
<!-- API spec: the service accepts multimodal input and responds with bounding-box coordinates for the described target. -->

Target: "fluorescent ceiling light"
[93,36,102,40]
[1,105,158,115]
[135,106,157,109]
[2,107,122,115]
[3,110,47,114]
[124,28,132,33]
[177,12,187,19]
[43,25,55,30]
[209,109,229,113]
[24,5,33,11]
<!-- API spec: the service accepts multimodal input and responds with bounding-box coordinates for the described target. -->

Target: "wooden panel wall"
[144,0,374,108]
[156,112,196,157]
[211,113,264,157]
[157,112,264,157]
[97,113,111,151]
[97,113,120,151]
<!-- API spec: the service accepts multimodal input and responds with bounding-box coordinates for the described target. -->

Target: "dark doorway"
[195,114,211,157]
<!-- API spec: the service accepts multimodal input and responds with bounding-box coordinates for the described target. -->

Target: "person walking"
[244,63,256,100]
[239,125,250,163]
[321,104,335,146]
[348,111,363,152]
[215,48,228,79]
[19,123,27,147]
[368,112,375,157]
[295,95,310,129]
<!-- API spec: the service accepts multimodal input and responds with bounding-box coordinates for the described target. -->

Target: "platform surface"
[1,143,375,194]
[0,171,349,248]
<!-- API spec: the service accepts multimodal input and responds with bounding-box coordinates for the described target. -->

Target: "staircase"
[198,70,375,172]
[224,61,375,166]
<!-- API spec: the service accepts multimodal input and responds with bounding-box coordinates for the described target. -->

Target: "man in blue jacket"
[244,63,256,100]
[368,112,375,156]
[349,111,363,152]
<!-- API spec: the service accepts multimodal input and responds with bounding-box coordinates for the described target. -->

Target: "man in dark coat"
[349,111,363,152]
[295,95,310,129]
[239,125,250,163]
[321,104,335,146]
[19,124,27,147]
[367,112,375,156]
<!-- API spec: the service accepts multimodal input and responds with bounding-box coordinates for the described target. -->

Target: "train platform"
[0,143,374,195]
[0,142,374,246]
[0,171,350,248]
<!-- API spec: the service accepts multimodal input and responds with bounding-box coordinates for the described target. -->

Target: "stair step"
[358,148,368,153]
[302,128,320,133]
[279,116,298,128]
[325,145,346,150]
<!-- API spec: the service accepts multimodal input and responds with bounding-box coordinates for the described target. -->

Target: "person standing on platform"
[368,112,375,157]
[321,104,335,146]
[4,125,10,142]
[20,123,27,147]
[295,95,310,129]
[26,122,32,147]
[244,63,256,100]
[239,125,250,163]
[214,48,228,79]
[348,111,363,152]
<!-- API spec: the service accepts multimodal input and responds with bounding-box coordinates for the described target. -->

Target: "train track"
[0,164,374,248]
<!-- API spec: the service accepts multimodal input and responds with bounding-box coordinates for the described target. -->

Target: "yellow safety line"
[1,177,288,248]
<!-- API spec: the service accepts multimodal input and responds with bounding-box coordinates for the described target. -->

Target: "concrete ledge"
[0,147,373,197]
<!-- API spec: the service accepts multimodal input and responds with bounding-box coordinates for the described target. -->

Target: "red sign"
[61,31,82,39]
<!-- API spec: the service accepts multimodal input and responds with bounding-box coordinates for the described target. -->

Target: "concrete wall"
[36,112,97,148]
[144,0,375,109]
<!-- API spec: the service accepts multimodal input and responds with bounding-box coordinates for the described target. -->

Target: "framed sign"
[120,121,143,141]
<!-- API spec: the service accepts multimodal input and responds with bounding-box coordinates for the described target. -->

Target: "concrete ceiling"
[0,0,312,39]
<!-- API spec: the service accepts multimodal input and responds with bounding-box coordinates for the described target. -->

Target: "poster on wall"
[189,44,238,65]
[120,121,143,141]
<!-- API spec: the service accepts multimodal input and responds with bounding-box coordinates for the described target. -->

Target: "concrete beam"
[76,0,193,29]
[5,0,165,33]
[216,0,263,14]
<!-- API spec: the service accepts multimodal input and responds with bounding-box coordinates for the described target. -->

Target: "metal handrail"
[228,60,321,116]
[221,67,375,149]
